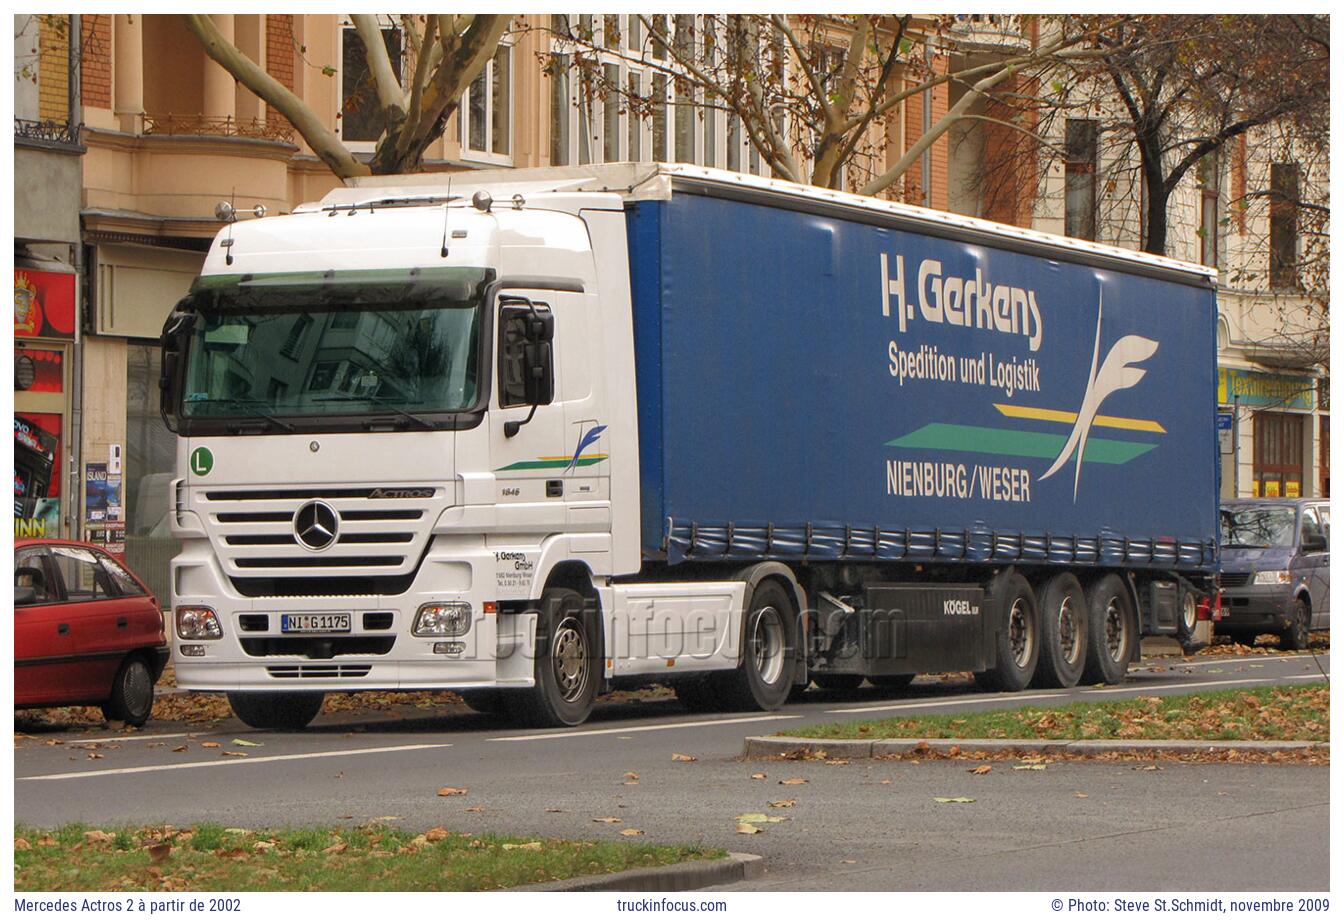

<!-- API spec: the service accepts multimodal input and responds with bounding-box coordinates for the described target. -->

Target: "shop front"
[1218,366,1322,499]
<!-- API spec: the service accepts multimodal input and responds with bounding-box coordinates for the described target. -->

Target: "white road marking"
[18,742,451,782]
[826,692,1065,715]
[1086,675,1325,695]
[1131,654,1327,673]
[492,714,799,742]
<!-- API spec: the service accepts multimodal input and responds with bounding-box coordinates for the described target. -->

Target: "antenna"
[223,188,237,265]
[440,175,453,258]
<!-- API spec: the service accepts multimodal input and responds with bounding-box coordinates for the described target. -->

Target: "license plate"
[281,613,351,634]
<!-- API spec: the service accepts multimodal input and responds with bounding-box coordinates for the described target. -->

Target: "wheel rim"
[1181,594,1197,632]
[551,616,589,703]
[124,662,153,716]
[1057,597,1082,665]
[750,606,786,685]
[1008,597,1034,668]
[1104,597,1127,662]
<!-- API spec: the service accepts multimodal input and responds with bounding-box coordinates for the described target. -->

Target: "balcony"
[948,15,1031,53]
[143,113,295,144]
[14,117,83,151]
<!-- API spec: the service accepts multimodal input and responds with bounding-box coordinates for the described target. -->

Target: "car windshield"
[181,267,492,423]
[1220,505,1297,548]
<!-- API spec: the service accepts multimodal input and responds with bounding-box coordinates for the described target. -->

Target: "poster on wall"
[14,347,64,393]
[85,462,110,522]
[14,269,77,340]
[15,412,62,538]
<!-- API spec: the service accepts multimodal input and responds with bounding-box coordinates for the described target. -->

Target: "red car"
[14,539,168,726]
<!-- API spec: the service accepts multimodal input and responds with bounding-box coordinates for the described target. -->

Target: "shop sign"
[15,269,77,340]
[1218,367,1314,410]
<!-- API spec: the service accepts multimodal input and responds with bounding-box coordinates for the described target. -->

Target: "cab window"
[1300,508,1326,550]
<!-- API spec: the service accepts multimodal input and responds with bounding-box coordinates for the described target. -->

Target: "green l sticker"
[190,446,214,476]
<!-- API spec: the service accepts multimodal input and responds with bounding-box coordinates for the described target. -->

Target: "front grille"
[235,555,405,569]
[240,636,396,657]
[238,614,269,632]
[229,574,418,597]
[363,612,394,630]
[267,664,373,679]
[1220,572,1251,588]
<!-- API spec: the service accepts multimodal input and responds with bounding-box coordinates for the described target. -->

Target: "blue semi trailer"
[161,164,1220,728]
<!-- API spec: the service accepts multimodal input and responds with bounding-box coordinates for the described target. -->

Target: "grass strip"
[14,823,724,892]
[787,683,1329,742]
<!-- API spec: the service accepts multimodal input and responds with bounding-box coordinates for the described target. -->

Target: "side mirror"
[499,298,555,438]
[159,300,196,432]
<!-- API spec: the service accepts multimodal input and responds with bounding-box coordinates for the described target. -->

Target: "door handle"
[57,623,69,635]
[117,617,129,629]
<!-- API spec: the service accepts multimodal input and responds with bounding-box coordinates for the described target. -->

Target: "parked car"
[1217,498,1330,649]
[14,539,168,725]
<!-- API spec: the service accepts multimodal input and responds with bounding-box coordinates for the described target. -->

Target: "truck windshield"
[180,267,492,423]
[1220,505,1297,548]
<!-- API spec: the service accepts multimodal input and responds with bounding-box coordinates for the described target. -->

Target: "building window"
[1253,411,1304,498]
[1269,162,1299,289]
[339,21,402,147]
[461,44,512,163]
[1198,152,1219,268]
[1064,119,1098,241]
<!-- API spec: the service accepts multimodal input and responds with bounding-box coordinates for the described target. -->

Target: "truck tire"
[227,691,324,730]
[103,655,155,727]
[1279,597,1311,651]
[811,674,863,691]
[512,588,600,727]
[1081,574,1136,685]
[716,580,796,711]
[1031,574,1087,689]
[1176,589,1199,645]
[973,572,1040,693]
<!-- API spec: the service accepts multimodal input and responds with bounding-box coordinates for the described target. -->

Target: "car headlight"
[413,602,472,637]
[176,606,222,639]
[1253,570,1291,585]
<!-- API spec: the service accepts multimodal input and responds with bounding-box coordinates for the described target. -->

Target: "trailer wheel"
[513,588,600,727]
[227,691,325,730]
[1031,574,1088,689]
[1081,574,1137,685]
[718,580,796,711]
[973,572,1041,692]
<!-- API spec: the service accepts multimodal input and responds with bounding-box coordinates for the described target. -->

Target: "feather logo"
[566,424,607,473]
[1040,293,1159,499]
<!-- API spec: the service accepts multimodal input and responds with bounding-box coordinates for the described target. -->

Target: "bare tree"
[183,14,510,177]
[542,14,1111,197]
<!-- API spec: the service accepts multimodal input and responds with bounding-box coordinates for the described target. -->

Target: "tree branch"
[351,14,406,125]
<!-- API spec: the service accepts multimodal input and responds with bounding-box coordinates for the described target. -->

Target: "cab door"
[14,546,73,706]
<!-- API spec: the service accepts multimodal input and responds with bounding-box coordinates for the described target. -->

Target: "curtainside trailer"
[159,163,1219,728]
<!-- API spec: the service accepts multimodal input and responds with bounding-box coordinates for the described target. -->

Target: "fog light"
[176,606,222,639]
[179,644,205,657]
[413,602,472,637]
[433,641,466,655]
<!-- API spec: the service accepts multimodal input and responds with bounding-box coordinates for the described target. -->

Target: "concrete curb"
[514,852,764,892]
[744,736,1329,759]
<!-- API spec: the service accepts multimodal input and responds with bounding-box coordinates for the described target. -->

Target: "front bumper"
[168,537,536,692]
[1216,584,1293,633]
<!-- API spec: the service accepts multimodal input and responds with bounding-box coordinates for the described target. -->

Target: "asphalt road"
[14,649,1330,891]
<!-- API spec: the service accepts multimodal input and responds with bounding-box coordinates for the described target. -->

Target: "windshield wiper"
[189,398,295,432]
[313,394,438,430]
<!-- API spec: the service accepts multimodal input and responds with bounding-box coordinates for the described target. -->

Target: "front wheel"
[717,580,796,711]
[1081,574,1137,685]
[512,588,600,727]
[227,691,325,730]
[104,656,155,726]
[973,572,1040,693]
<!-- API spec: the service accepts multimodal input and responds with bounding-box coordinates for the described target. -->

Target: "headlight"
[413,602,472,637]
[176,606,222,639]
[1253,570,1291,585]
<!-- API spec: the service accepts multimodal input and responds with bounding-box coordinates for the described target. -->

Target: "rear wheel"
[811,674,863,691]
[1032,574,1087,688]
[1279,597,1311,651]
[973,572,1040,692]
[512,588,601,727]
[104,656,155,727]
[1176,590,1199,644]
[227,691,324,730]
[1081,574,1136,685]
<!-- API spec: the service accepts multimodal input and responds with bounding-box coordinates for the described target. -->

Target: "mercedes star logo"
[294,501,339,550]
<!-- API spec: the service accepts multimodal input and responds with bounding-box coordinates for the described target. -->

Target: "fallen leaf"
[545,808,564,813]
[671,752,697,762]
[736,813,786,824]
[322,842,347,855]
[779,778,808,786]
[735,823,762,835]
[201,742,221,749]
[231,739,263,747]
[15,838,31,851]
[148,843,172,863]
[619,828,645,837]
[425,827,449,842]
[880,779,892,785]
[465,806,484,813]
[87,753,104,760]
[750,772,768,780]
[624,771,639,780]
[1075,792,1089,798]
[1013,764,1046,771]
[970,764,993,775]
[83,830,116,845]
[437,787,468,797]
[1134,765,1162,771]
[253,840,275,852]
[221,751,248,758]
[842,859,856,864]
[171,745,188,753]
[502,841,542,850]
[769,799,796,808]
[593,817,621,824]
[933,796,975,804]
[36,835,57,847]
